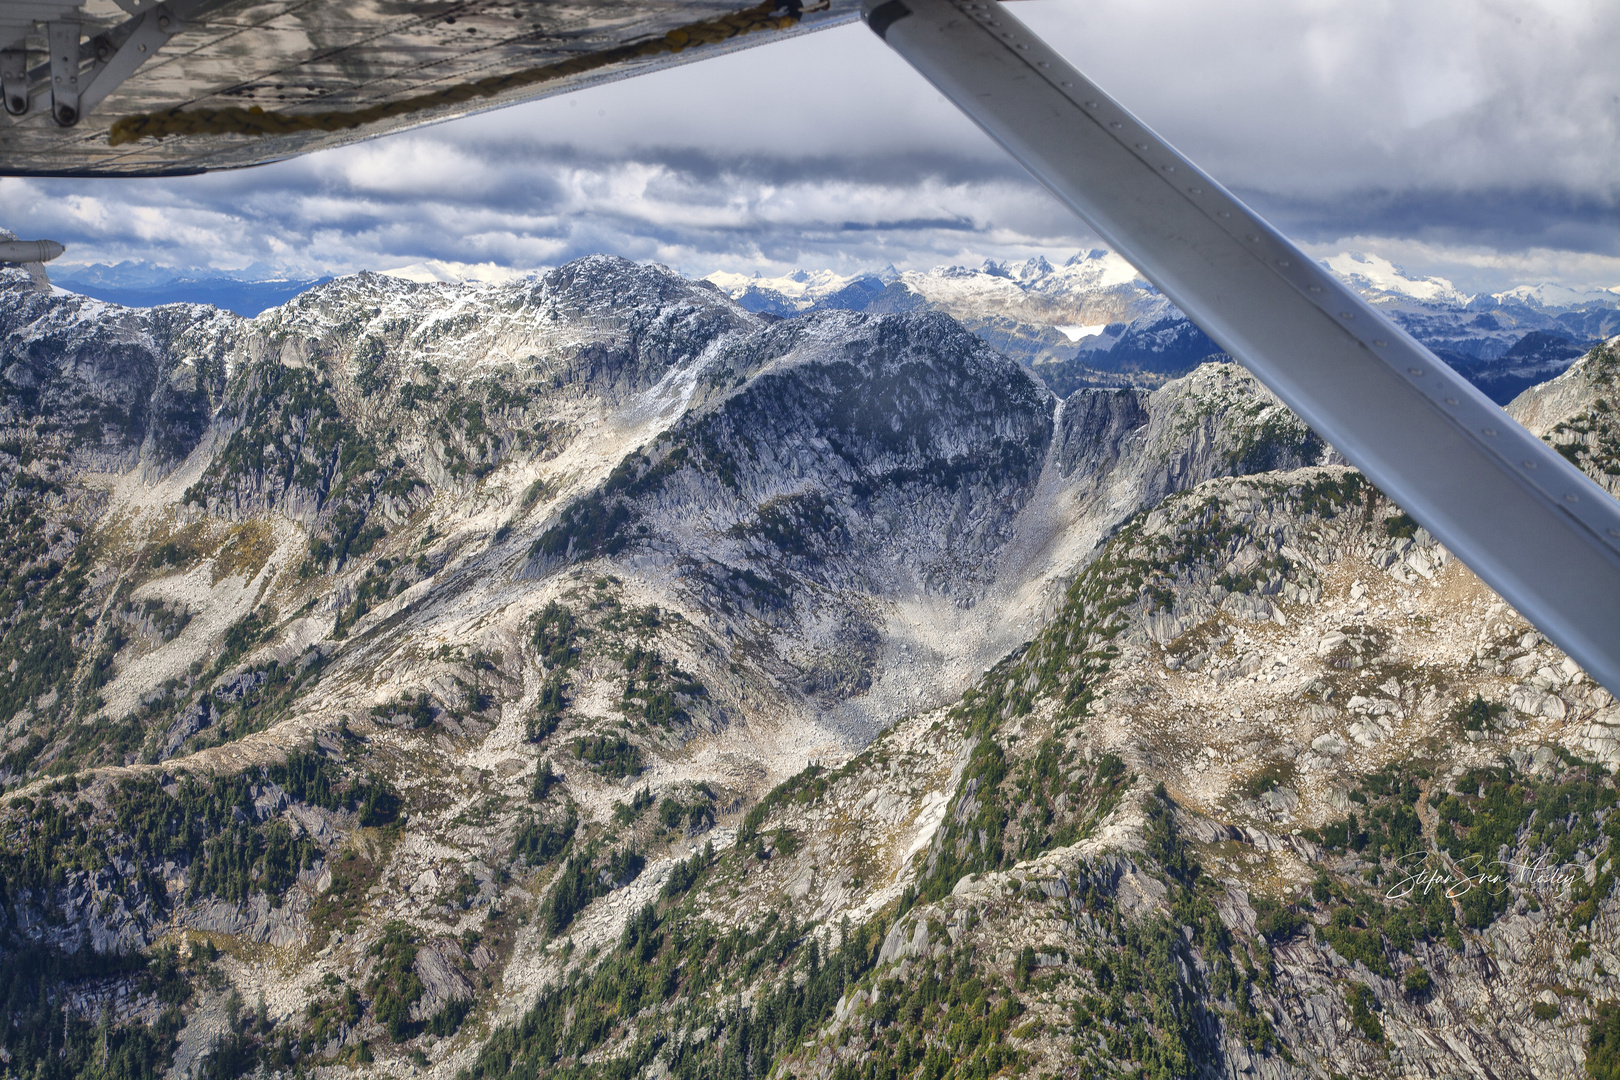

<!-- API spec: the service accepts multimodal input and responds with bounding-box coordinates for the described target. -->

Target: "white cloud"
[378,260,535,285]
[5,1,1615,287]
[1016,0,1620,195]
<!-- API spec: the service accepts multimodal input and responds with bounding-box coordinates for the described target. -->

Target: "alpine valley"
[2,250,1620,1080]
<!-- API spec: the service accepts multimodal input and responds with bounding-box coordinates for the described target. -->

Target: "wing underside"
[0,0,859,177]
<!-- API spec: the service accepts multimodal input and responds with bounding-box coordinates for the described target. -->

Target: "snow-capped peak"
[1321,251,1471,306]
[703,268,857,307]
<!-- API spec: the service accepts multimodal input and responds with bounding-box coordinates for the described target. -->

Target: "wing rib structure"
[862,0,1620,692]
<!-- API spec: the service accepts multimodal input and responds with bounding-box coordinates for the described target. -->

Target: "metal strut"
[4,2,183,126]
[1,47,26,115]
[862,0,1620,692]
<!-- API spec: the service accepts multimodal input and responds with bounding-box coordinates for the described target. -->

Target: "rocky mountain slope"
[1,256,1618,1080]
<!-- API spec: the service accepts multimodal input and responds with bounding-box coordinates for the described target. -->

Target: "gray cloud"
[6,1,1617,292]
[1253,187,1620,259]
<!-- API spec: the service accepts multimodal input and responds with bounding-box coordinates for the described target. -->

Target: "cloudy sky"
[6,0,1619,293]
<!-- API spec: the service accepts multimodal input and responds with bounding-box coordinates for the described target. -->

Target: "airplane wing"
[0,0,860,177]
[861,0,1620,691]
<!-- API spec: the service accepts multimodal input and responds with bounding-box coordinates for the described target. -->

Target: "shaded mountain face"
[527,312,1057,599]
[0,257,1617,1080]
[1438,328,1593,405]
[0,285,232,475]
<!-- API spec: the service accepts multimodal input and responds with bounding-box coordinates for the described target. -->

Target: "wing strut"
[862,0,1620,693]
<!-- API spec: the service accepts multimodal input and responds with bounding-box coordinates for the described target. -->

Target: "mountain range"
[0,254,1618,1080]
[47,262,333,316]
[49,249,1620,403]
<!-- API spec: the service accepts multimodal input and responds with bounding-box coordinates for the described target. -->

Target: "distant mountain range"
[708,250,1620,403]
[49,261,332,316]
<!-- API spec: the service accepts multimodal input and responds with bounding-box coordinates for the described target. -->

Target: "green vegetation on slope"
[182,364,424,572]
[469,825,889,1080]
